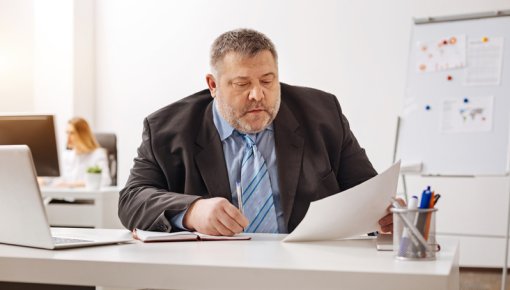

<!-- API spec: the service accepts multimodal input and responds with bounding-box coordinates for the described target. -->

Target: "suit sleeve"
[333,97,378,191]
[118,118,200,232]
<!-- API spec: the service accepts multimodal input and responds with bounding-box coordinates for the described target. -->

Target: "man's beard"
[217,96,281,134]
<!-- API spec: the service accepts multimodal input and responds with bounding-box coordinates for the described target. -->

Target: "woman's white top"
[59,148,112,187]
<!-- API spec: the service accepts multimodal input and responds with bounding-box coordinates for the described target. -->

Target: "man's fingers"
[378,212,394,233]
[211,217,236,236]
[215,210,244,235]
[183,197,250,236]
[223,203,249,228]
[380,224,393,233]
[203,227,220,236]
[378,212,392,227]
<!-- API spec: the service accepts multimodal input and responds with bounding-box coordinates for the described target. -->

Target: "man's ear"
[206,74,217,98]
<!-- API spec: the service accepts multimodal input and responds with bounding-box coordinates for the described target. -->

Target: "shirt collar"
[212,99,273,142]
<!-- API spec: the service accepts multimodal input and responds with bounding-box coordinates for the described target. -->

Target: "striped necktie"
[238,133,278,233]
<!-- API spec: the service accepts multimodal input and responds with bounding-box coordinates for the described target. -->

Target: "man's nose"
[248,84,264,102]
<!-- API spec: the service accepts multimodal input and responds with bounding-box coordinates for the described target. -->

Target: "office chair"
[94,133,118,186]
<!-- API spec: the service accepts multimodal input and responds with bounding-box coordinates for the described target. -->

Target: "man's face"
[206,50,281,134]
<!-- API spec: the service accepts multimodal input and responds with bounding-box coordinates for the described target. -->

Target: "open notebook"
[133,229,251,242]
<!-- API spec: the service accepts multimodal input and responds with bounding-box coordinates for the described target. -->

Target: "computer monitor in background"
[0,115,60,177]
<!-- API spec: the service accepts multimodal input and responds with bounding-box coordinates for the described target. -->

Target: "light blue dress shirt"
[170,100,287,233]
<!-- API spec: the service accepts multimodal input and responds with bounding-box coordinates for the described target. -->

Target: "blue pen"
[416,187,432,231]
[419,186,432,209]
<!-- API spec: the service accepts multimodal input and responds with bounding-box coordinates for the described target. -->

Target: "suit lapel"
[195,102,232,200]
[193,97,305,218]
[274,101,304,226]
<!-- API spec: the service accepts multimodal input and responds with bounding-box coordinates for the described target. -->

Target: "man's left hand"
[378,198,405,233]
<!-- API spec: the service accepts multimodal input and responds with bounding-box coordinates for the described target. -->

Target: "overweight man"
[119,28,392,235]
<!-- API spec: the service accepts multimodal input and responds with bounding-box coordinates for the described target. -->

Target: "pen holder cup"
[390,207,438,260]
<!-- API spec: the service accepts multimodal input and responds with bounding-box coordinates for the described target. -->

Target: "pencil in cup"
[397,196,419,256]
[391,207,438,259]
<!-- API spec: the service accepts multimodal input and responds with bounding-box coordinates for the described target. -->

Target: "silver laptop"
[0,145,132,249]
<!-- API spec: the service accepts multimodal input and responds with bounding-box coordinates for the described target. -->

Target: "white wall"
[33,0,96,152]
[0,0,34,112]
[95,0,510,186]
[1,0,507,184]
[1,0,508,190]
[33,0,74,149]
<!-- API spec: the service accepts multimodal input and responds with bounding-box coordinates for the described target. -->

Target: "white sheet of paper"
[464,37,504,86]
[282,161,400,243]
[441,96,494,133]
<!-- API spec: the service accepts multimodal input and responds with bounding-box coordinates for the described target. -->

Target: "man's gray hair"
[210,28,278,74]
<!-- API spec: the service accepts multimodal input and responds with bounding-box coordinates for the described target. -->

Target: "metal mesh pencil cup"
[391,207,438,260]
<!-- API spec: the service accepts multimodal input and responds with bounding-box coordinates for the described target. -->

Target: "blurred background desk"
[41,187,123,229]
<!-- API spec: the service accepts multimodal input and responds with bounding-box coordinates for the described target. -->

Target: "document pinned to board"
[282,161,401,243]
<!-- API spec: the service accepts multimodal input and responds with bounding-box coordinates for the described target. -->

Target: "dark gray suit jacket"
[119,83,377,233]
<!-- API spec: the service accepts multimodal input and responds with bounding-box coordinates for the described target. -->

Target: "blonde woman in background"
[50,117,111,188]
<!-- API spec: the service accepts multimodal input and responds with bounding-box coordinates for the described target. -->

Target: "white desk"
[41,187,123,229]
[0,228,459,290]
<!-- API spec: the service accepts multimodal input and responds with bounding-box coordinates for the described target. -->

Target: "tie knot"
[236,131,255,147]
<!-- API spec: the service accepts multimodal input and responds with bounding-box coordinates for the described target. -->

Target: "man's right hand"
[183,197,249,236]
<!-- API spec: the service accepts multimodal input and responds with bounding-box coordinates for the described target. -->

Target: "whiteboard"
[396,11,510,176]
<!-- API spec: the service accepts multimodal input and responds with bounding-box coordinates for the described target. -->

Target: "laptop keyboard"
[52,236,94,244]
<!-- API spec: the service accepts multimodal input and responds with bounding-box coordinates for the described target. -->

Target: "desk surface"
[0,228,459,290]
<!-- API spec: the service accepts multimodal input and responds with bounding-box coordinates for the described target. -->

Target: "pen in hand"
[236,181,244,214]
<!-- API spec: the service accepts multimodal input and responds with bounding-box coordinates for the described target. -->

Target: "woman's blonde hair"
[68,117,100,152]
